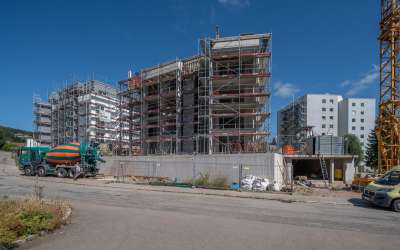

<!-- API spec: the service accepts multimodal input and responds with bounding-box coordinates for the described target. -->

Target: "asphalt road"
[0,174,399,250]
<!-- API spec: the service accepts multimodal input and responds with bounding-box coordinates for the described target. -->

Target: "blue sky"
[0,0,379,138]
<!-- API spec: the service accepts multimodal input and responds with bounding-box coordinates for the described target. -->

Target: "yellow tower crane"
[377,0,400,174]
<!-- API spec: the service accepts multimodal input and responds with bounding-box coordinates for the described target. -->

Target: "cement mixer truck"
[15,141,105,178]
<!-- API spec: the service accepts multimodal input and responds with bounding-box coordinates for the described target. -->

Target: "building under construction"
[33,96,52,145]
[118,32,272,155]
[34,80,120,147]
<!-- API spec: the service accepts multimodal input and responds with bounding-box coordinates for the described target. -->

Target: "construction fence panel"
[104,153,281,188]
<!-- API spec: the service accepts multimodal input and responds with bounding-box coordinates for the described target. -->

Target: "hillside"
[0,125,32,151]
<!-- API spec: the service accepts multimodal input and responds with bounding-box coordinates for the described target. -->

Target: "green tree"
[344,134,363,167]
[365,129,378,170]
[0,130,5,149]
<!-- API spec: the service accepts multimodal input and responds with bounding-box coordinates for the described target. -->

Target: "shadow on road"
[348,198,394,212]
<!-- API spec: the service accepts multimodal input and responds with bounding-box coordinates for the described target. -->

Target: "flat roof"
[284,154,355,160]
[210,33,271,43]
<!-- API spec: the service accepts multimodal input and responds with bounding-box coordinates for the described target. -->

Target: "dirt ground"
[0,150,19,176]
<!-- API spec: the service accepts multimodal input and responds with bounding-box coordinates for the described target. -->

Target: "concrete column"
[330,159,335,184]
[344,159,355,185]
[286,158,293,183]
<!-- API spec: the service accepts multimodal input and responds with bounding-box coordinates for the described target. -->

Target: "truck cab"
[362,167,400,212]
[16,146,50,176]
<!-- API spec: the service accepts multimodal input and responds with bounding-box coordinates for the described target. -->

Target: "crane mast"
[378,0,400,173]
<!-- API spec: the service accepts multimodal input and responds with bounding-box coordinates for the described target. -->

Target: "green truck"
[362,167,400,212]
[15,141,104,178]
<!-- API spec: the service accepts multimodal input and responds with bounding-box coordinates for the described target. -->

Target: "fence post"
[152,161,156,177]
[192,155,196,187]
[239,164,243,189]
[119,162,124,182]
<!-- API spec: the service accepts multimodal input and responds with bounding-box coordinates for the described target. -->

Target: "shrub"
[194,172,210,187]
[0,199,69,248]
[1,143,18,152]
[210,176,228,188]
[193,173,228,189]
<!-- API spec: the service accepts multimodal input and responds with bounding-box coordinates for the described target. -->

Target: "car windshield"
[389,171,400,185]
[376,171,400,186]
[376,172,390,185]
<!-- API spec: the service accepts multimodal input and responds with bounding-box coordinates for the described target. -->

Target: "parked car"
[362,167,400,212]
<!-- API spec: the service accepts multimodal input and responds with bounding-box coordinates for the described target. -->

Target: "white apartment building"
[277,94,343,147]
[338,98,376,151]
[277,94,376,151]
[34,80,127,147]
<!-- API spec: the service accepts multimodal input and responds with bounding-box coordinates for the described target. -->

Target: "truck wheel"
[37,166,46,177]
[68,169,75,178]
[57,168,67,178]
[392,199,400,212]
[24,166,33,176]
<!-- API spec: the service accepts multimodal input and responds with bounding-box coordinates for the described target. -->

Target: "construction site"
[4,2,400,250]
[28,0,400,196]
[117,32,271,155]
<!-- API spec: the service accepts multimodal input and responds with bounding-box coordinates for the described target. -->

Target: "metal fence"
[102,154,282,188]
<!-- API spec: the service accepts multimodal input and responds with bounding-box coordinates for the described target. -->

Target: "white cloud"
[217,0,250,7]
[342,65,379,96]
[273,81,299,98]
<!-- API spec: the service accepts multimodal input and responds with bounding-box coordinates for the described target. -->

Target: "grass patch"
[0,198,69,249]
[194,173,228,189]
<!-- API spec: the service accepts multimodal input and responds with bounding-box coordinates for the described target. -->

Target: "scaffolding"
[277,96,308,149]
[377,0,400,173]
[203,33,272,154]
[33,95,52,145]
[117,32,272,155]
[49,80,119,147]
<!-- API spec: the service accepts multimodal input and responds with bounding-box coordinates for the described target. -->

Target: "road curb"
[130,186,353,206]
[16,176,354,206]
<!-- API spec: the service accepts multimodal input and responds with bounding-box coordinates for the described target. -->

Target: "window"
[329,124,334,129]
[322,108,326,112]
[352,103,356,107]
[361,118,364,123]
[361,103,365,107]
[361,126,365,131]
[352,118,356,122]
[322,99,326,104]
[329,99,334,104]
[329,116,334,120]
[352,126,356,130]
[389,171,400,185]
[322,133,326,136]
[322,116,326,120]
[329,108,334,112]
[360,134,364,139]
[361,142,364,146]
[361,111,365,115]
[352,110,357,116]
[322,124,326,129]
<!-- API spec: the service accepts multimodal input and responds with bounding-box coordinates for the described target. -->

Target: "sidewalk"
[29,176,360,206]
[110,182,358,206]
